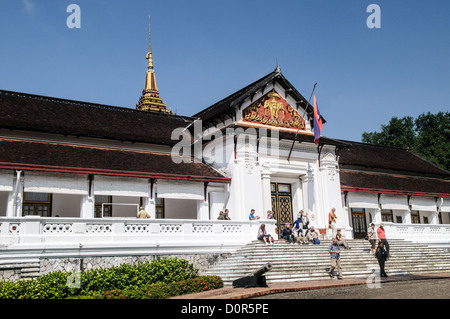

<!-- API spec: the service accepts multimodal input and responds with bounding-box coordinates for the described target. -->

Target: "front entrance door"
[351,208,367,239]
[271,183,293,236]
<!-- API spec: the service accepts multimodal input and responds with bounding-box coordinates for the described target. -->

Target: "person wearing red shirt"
[377,224,389,259]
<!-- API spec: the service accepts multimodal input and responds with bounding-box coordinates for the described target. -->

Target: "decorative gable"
[242,90,306,130]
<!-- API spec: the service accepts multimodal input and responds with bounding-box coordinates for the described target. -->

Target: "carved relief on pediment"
[242,90,305,129]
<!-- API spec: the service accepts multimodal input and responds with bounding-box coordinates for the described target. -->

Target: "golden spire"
[146,15,154,70]
[136,15,170,114]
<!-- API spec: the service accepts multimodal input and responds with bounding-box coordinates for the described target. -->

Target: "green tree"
[361,116,416,148]
[362,112,450,171]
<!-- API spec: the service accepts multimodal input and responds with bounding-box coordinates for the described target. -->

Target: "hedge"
[0,257,222,299]
[103,276,224,299]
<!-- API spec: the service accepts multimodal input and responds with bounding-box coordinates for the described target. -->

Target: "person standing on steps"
[328,208,337,238]
[377,223,390,259]
[375,241,388,277]
[328,238,343,279]
[367,223,377,254]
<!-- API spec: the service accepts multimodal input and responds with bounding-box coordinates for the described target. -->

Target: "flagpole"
[287,82,317,161]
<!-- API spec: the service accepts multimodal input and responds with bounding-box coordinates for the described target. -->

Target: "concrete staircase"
[0,262,41,281]
[201,239,450,286]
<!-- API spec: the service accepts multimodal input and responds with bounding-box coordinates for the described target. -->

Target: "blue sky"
[0,0,449,142]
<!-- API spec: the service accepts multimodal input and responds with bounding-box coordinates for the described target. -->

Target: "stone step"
[217,253,450,262]
[205,263,450,278]
[219,266,450,285]
[203,239,450,285]
[0,262,40,270]
[212,252,450,262]
[204,261,450,274]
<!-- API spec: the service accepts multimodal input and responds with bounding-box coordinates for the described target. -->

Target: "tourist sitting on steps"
[336,229,350,249]
[281,223,295,245]
[292,221,307,244]
[257,224,274,245]
[305,226,320,244]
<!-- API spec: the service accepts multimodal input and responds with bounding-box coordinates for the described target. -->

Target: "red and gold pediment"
[242,91,305,129]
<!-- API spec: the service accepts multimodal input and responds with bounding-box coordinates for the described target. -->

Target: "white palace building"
[0,27,449,277]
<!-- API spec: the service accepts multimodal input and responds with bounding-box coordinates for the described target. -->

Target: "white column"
[80,196,94,218]
[6,171,23,217]
[261,167,272,216]
[430,211,439,224]
[372,208,382,224]
[144,181,156,219]
[403,209,412,224]
[14,173,24,217]
[80,177,94,218]
[6,191,15,218]
[197,200,209,220]
[301,166,315,216]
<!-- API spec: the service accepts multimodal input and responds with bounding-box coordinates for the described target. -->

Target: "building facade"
[1,28,449,271]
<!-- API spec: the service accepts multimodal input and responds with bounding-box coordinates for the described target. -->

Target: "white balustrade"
[382,222,450,246]
[0,217,277,249]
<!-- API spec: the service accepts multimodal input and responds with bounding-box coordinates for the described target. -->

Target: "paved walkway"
[172,272,450,299]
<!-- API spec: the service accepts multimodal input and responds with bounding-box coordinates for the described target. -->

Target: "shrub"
[103,276,224,299]
[80,257,198,295]
[0,257,200,299]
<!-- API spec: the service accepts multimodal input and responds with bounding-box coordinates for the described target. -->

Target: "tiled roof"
[338,141,449,178]
[340,170,450,197]
[193,68,318,126]
[0,138,229,183]
[0,90,193,146]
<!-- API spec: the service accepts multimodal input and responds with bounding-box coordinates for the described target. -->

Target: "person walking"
[328,238,343,279]
[377,223,390,259]
[367,223,377,254]
[375,241,388,277]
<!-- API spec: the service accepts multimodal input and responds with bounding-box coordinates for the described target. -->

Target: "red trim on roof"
[0,162,231,184]
[341,186,450,198]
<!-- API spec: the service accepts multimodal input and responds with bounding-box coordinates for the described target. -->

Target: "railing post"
[183,222,193,234]
[22,215,42,243]
[112,220,125,235]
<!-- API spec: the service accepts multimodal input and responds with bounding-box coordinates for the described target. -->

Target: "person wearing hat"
[367,223,377,254]
[377,223,390,259]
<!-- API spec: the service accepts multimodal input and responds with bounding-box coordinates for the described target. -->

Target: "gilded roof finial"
[136,15,170,114]
[146,15,154,70]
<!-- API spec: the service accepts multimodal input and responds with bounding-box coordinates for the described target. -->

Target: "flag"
[313,94,323,144]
